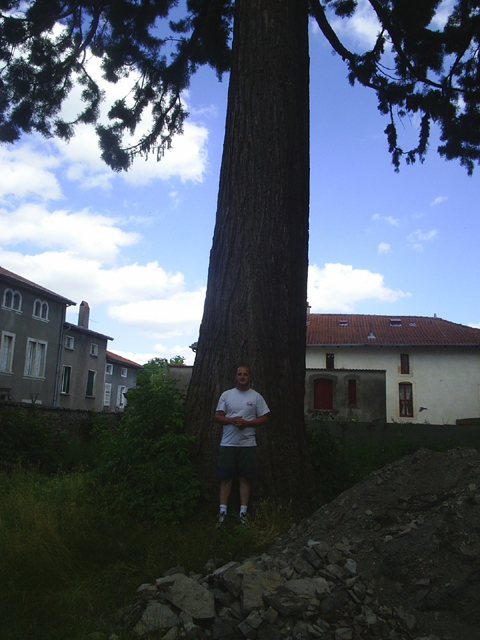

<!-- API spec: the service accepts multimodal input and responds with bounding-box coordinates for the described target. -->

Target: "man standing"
[214,366,269,528]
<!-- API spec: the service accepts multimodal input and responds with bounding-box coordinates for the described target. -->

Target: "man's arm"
[215,411,269,430]
[215,410,242,426]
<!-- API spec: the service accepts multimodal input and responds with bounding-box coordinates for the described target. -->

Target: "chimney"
[306,301,311,315]
[78,301,90,329]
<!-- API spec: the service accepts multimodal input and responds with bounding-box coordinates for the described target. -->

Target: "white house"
[305,314,480,425]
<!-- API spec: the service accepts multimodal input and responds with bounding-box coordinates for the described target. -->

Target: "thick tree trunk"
[185,0,318,517]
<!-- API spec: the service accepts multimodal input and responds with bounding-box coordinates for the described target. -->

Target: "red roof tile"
[106,350,143,368]
[306,314,480,346]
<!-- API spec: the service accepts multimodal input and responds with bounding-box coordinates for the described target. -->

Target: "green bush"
[307,415,352,503]
[0,405,63,472]
[91,377,205,522]
[306,414,462,503]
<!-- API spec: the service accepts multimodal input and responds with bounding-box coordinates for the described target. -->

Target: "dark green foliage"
[306,413,470,504]
[1,0,479,171]
[312,0,480,172]
[135,356,168,386]
[0,405,57,470]
[92,376,205,522]
[0,405,109,473]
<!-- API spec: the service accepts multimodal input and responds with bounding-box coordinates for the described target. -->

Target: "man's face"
[235,367,251,390]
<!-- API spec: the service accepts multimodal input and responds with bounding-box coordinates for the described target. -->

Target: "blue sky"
[1,2,479,365]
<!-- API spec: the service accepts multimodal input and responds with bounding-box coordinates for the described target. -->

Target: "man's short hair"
[236,365,250,374]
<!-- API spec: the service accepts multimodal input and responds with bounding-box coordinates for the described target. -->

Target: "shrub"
[0,405,63,472]
[92,377,205,522]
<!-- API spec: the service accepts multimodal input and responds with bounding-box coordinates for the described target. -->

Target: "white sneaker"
[239,512,249,528]
[216,512,227,529]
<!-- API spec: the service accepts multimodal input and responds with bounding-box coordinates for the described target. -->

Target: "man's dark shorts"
[217,446,257,479]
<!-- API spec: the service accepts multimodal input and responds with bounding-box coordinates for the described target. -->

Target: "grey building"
[0,266,75,405]
[104,351,143,411]
[58,301,113,412]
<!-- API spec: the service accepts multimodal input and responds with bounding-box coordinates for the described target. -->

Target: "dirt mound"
[270,447,480,639]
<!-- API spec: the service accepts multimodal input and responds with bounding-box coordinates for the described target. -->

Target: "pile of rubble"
[112,447,480,640]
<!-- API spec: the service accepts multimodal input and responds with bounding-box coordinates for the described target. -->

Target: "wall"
[306,418,480,450]
[0,283,65,406]
[167,364,193,392]
[58,326,108,412]
[305,368,386,422]
[306,345,480,425]
[105,363,139,412]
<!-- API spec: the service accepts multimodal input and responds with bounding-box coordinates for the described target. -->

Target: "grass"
[0,467,293,640]
[1,412,473,640]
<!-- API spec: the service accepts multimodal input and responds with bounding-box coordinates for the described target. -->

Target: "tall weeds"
[0,467,292,640]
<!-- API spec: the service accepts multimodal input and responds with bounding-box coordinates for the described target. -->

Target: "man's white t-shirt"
[216,387,270,447]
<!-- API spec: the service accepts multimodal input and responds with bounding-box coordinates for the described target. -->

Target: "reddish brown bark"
[185,0,319,517]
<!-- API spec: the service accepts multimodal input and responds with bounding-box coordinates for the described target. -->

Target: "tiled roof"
[306,314,480,346]
[0,265,76,305]
[66,323,114,341]
[106,350,143,368]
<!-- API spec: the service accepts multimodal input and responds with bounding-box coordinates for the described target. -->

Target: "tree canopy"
[1,0,480,173]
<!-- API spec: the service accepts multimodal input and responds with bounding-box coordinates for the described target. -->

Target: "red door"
[314,379,333,410]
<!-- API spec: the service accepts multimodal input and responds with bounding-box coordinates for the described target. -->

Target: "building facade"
[0,266,75,405]
[1,267,141,411]
[57,302,114,412]
[306,314,480,425]
[104,351,143,411]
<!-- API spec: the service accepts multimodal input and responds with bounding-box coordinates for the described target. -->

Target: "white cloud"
[0,144,62,203]
[323,0,381,49]
[120,344,195,366]
[408,229,439,250]
[108,287,206,338]
[430,195,448,206]
[51,55,209,188]
[308,263,409,312]
[468,322,480,330]
[0,249,187,307]
[54,121,208,189]
[430,0,455,29]
[372,213,400,226]
[0,204,138,262]
[378,243,391,255]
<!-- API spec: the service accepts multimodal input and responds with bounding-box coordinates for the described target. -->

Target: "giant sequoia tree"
[2,0,479,513]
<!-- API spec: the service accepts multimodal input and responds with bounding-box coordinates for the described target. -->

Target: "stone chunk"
[213,562,243,597]
[394,608,417,631]
[291,554,315,577]
[264,578,325,616]
[241,569,285,613]
[163,574,215,620]
[133,601,180,637]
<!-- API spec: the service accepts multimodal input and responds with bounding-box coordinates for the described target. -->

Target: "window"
[104,382,112,406]
[121,367,127,378]
[61,366,71,394]
[390,318,402,327]
[0,332,15,372]
[400,353,410,374]
[314,379,333,410]
[2,288,22,312]
[86,370,96,397]
[33,299,49,320]
[348,379,357,405]
[399,382,413,417]
[105,363,113,375]
[116,385,127,408]
[326,353,335,370]
[25,339,47,378]
[90,343,98,357]
[65,335,74,350]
